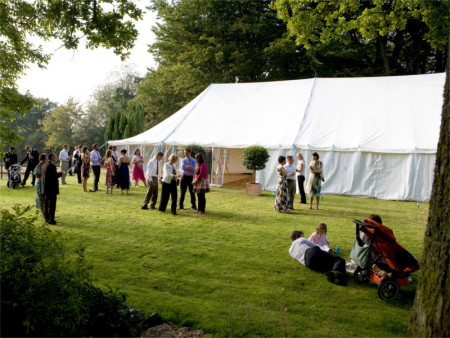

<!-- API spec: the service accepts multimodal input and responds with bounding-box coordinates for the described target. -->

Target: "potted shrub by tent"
[242,146,270,196]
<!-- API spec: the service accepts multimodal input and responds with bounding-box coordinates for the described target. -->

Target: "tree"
[41,98,82,152]
[242,146,270,183]
[273,0,448,75]
[0,0,142,150]
[118,112,128,137]
[82,66,142,146]
[104,116,115,144]
[408,41,449,337]
[5,97,57,159]
[137,0,314,127]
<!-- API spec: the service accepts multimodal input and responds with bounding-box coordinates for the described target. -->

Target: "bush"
[184,144,206,159]
[242,146,270,183]
[0,206,143,337]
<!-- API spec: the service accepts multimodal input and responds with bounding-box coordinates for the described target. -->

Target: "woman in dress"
[192,153,209,214]
[159,154,179,215]
[118,149,131,195]
[274,155,289,213]
[132,148,146,187]
[33,153,48,216]
[307,152,324,210]
[104,150,116,194]
[81,146,90,193]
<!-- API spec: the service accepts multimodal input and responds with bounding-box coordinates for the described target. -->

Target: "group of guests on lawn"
[275,152,324,213]
[141,148,209,215]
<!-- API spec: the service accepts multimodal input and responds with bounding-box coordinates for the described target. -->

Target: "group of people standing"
[275,152,324,213]
[141,148,209,215]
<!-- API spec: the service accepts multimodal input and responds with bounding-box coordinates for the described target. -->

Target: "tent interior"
[121,144,252,188]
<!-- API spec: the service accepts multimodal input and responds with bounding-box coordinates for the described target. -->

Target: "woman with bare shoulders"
[81,146,90,193]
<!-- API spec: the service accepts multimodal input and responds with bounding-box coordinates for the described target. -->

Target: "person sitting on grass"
[289,230,347,286]
[308,223,334,253]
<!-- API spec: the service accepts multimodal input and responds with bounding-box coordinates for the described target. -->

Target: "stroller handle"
[353,219,377,229]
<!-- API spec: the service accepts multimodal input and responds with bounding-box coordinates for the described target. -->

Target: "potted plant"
[242,146,270,196]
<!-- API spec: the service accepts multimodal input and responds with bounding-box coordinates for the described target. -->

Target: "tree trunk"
[408,41,450,337]
[377,35,390,74]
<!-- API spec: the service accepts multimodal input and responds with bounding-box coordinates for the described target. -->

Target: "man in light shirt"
[289,230,347,286]
[284,155,296,209]
[296,153,307,204]
[90,143,102,192]
[141,152,164,210]
[59,144,71,185]
[179,148,197,210]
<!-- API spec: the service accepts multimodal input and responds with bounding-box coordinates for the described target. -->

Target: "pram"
[350,219,420,300]
[8,164,22,189]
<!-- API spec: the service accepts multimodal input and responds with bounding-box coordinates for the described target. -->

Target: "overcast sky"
[17,8,158,107]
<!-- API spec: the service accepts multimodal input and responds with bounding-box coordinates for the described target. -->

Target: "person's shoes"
[300,202,307,204]
[178,206,184,210]
[327,271,335,284]
[171,211,177,215]
[150,205,156,209]
[334,278,347,286]
[47,220,57,225]
[89,189,97,192]
[192,206,197,210]
[289,206,294,210]
[327,271,347,286]
[31,183,35,186]
[141,205,149,210]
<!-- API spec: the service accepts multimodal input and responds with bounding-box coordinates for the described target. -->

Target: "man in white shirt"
[90,143,102,192]
[284,155,296,209]
[296,153,307,204]
[59,144,71,185]
[289,230,347,286]
[141,152,164,210]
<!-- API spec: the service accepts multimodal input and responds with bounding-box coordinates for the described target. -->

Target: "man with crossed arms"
[141,152,164,210]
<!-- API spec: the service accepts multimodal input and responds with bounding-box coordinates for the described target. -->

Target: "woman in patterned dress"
[104,150,116,194]
[193,153,209,214]
[274,155,289,213]
[81,146,90,192]
[33,153,48,216]
[307,152,323,210]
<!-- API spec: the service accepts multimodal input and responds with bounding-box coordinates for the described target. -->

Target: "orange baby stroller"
[350,219,420,300]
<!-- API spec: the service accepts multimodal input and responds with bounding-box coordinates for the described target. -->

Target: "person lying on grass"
[289,230,348,286]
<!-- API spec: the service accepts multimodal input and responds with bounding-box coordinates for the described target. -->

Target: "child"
[308,223,332,253]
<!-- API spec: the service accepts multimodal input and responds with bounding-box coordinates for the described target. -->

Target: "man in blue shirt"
[179,148,197,210]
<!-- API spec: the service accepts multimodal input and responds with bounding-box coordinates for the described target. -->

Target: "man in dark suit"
[20,145,39,186]
[73,145,83,184]
[3,147,18,187]
[40,153,62,224]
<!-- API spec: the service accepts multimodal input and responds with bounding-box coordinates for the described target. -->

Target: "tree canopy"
[0,0,142,151]
[272,0,448,74]
[137,0,312,127]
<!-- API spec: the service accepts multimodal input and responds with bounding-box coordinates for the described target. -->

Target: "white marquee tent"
[109,73,445,202]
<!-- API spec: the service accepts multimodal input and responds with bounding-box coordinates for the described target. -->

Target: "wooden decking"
[222,173,253,189]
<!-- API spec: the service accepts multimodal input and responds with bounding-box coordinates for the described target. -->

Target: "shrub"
[184,144,206,159]
[0,206,143,337]
[242,146,270,183]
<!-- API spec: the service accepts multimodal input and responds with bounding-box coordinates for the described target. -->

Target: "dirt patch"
[141,322,204,338]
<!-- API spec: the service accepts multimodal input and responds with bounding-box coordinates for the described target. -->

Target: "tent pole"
[222,149,227,186]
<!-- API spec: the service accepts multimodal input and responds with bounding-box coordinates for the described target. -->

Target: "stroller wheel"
[378,280,398,300]
[353,266,369,284]
[12,184,16,189]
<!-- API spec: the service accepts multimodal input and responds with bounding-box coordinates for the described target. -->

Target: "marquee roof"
[109,73,445,154]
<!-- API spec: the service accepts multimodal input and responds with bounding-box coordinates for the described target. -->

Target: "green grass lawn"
[0,175,428,337]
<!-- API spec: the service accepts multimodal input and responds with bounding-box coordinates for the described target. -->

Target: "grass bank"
[0,176,428,336]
